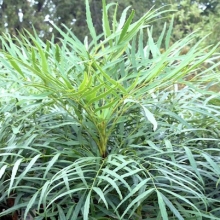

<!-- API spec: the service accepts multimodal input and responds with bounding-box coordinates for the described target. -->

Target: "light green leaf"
[38,181,50,211]
[165,16,174,50]
[202,152,220,175]
[93,187,108,208]
[7,56,25,77]
[75,163,88,187]
[141,105,157,131]
[86,0,97,44]
[71,192,86,220]
[157,191,169,220]
[47,188,86,208]
[160,188,200,212]
[184,146,203,184]
[78,72,90,92]
[15,154,41,187]
[0,165,7,179]
[117,6,131,31]
[58,205,67,220]
[43,153,60,179]
[24,191,39,220]
[161,193,184,220]
[117,178,151,209]
[164,140,176,164]
[102,168,131,191]
[102,0,112,42]
[83,191,91,220]
[118,10,135,43]
[121,188,154,218]
[98,176,122,199]
[8,158,23,195]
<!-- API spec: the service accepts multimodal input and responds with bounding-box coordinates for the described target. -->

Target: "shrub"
[0,0,220,219]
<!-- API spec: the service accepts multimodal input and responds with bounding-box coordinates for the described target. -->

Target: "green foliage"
[1,0,220,47]
[0,0,52,40]
[165,0,220,49]
[0,0,220,219]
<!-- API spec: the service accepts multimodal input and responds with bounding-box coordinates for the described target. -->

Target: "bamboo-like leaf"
[43,153,60,179]
[102,168,131,191]
[184,146,204,184]
[58,205,67,220]
[66,206,74,220]
[157,190,169,220]
[33,40,49,74]
[0,202,29,217]
[24,191,39,220]
[78,72,90,92]
[92,187,108,208]
[121,188,155,218]
[147,28,160,58]
[0,164,7,179]
[121,8,156,43]
[38,180,50,211]
[141,104,157,131]
[102,0,112,43]
[98,176,122,199]
[124,99,157,130]
[7,56,24,77]
[112,3,118,33]
[83,190,91,220]
[161,193,184,220]
[202,153,220,175]
[164,140,176,164]
[160,188,200,212]
[165,16,174,50]
[62,170,71,195]
[117,6,132,31]
[47,188,86,208]
[55,44,61,63]
[86,0,97,44]
[8,158,23,195]
[117,178,151,209]
[118,10,135,43]
[87,86,116,105]
[15,154,41,187]
[92,61,127,93]
[71,192,86,220]
[75,163,88,187]
[157,22,167,49]
[146,141,163,153]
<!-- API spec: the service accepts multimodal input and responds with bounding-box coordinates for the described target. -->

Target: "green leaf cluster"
[0,0,220,219]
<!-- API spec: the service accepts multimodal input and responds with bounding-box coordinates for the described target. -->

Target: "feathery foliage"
[0,0,220,219]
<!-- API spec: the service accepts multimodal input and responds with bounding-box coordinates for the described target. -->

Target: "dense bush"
[0,0,220,219]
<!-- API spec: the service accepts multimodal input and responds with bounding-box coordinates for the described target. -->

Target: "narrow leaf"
[161,193,184,220]
[98,176,122,199]
[24,191,39,220]
[15,154,41,187]
[86,0,97,43]
[43,153,60,179]
[93,187,108,208]
[121,188,154,218]
[83,191,91,220]
[0,165,7,179]
[118,10,135,43]
[8,158,23,195]
[102,0,112,42]
[157,191,169,220]
[141,105,157,131]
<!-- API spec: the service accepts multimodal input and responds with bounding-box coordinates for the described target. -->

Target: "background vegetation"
[0,0,219,47]
[0,0,220,220]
